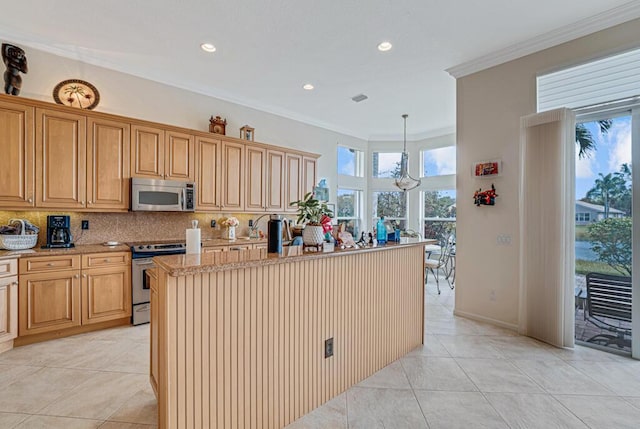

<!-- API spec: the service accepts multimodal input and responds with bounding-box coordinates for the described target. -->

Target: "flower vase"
[223,226,236,240]
[302,225,325,246]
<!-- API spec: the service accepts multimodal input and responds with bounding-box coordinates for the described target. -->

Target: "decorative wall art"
[53,79,100,110]
[2,43,28,96]
[473,159,501,178]
[240,125,254,141]
[473,184,498,206]
[209,115,227,135]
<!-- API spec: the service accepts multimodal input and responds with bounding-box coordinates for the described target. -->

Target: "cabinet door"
[131,124,164,179]
[245,146,266,212]
[266,149,285,212]
[0,100,34,209]
[0,277,18,343]
[196,136,222,211]
[19,271,81,336]
[221,140,245,211]
[81,265,132,325]
[165,131,194,181]
[86,117,130,211]
[35,108,86,209]
[302,156,317,197]
[285,153,302,212]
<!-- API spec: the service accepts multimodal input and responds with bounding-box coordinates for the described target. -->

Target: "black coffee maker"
[43,215,74,248]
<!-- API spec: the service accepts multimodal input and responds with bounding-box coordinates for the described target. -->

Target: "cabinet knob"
[28,197,33,203]
[47,263,54,267]
[82,274,87,278]
[104,258,110,263]
[81,201,85,205]
[12,281,18,286]
[74,274,80,279]
[88,201,93,205]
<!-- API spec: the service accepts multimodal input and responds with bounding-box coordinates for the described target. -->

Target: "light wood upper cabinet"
[266,149,285,212]
[196,135,222,211]
[302,156,317,197]
[35,108,86,209]
[221,140,245,211]
[245,146,266,212]
[81,265,131,325]
[0,100,34,209]
[86,117,130,211]
[165,131,194,181]
[19,270,82,336]
[131,124,165,179]
[285,153,302,212]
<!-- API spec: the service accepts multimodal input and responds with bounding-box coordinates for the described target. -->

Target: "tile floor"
[1,282,640,428]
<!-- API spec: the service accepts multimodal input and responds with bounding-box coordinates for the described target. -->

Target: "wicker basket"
[0,219,38,250]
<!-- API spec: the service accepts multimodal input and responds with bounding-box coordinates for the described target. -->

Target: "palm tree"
[576,119,612,159]
[585,172,625,218]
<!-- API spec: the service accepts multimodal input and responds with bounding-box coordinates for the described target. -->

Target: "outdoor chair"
[584,272,632,348]
[425,235,454,295]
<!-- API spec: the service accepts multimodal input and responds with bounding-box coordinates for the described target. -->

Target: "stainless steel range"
[130,242,186,325]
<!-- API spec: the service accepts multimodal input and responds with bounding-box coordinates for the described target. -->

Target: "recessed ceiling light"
[303,83,314,90]
[200,43,216,53]
[377,41,393,52]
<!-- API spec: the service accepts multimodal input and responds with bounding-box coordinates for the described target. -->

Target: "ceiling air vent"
[351,94,368,103]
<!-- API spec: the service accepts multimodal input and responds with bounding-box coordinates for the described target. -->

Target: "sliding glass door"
[574,111,634,356]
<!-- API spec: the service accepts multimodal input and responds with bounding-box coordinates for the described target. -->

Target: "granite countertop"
[154,240,429,276]
[0,237,268,260]
[0,243,131,259]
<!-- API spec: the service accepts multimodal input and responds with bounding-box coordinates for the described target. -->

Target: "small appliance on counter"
[42,215,74,248]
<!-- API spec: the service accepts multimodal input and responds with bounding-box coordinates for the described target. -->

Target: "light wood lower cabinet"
[19,269,82,336]
[0,259,18,352]
[18,252,131,339]
[82,265,131,325]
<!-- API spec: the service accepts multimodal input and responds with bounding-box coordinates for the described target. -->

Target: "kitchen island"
[151,242,426,429]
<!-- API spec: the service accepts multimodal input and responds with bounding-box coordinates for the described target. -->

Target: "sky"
[576,115,631,200]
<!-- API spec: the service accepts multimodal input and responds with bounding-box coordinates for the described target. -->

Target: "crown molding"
[446,1,640,78]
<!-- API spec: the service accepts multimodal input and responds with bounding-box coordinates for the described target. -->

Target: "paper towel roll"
[186,228,201,254]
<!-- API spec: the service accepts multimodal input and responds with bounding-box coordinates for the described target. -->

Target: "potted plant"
[220,216,239,240]
[290,192,334,246]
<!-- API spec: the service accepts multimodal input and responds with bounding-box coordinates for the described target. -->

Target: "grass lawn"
[575,259,623,276]
[575,225,590,241]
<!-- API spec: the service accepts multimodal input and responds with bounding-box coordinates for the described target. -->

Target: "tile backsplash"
[0,211,286,247]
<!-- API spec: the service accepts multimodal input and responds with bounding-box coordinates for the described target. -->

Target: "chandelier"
[394,114,421,191]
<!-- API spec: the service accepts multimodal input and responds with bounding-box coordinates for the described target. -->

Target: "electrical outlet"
[210,219,216,228]
[324,337,334,358]
[496,234,512,246]
[81,220,89,230]
[489,290,497,301]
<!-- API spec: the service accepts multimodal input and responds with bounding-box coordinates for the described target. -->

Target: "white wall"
[10,46,369,204]
[456,19,640,328]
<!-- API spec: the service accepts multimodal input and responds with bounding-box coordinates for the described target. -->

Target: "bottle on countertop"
[376,216,386,245]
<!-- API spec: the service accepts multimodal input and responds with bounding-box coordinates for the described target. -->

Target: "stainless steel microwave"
[131,178,196,212]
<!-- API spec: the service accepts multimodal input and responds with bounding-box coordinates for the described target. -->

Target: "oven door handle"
[134,261,155,266]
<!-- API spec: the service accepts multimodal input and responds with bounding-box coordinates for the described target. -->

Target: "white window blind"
[537,48,640,112]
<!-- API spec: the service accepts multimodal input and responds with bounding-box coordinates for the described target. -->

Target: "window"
[337,188,362,237]
[576,213,591,222]
[337,146,364,177]
[372,152,402,178]
[422,147,456,177]
[372,191,406,229]
[423,190,456,241]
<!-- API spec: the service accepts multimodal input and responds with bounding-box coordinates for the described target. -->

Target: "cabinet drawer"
[20,255,80,274]
[82,252,130,269]
[0,258,18,278]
